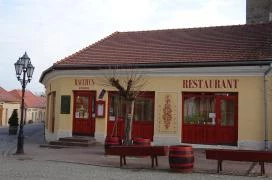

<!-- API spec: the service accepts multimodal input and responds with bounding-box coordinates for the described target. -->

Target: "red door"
[215,95,238,145]
[182,93,238,145]
[73,91,96,136]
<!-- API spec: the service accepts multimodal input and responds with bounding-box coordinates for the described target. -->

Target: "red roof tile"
[55,23,272,66]
[9,89,46,108]
[0,87,20,102]
[40,23,272,82]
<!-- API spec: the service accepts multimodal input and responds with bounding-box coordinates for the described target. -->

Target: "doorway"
[73,91,96,136]
[182,92,238,145]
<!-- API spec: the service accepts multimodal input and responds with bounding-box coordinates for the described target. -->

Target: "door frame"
[182,92,238,145]
[47,91,56,133]
[215,94,238,145]
[73,90,96,136]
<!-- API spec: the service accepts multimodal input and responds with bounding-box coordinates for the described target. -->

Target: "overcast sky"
[0,0,246,94]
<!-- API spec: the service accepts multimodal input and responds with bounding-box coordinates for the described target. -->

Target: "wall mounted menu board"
[96,100,105,118]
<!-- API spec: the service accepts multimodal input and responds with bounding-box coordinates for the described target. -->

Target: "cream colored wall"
[2,103,20,126]
[45,81,57,133]
[268,77,272,143]
[95,91,108,133]
[46,79,62,132]
[143,76,268,143]
[45,77,115,135]
[45,75,270,144]
[238,77,264,141]
[25,108,46,123]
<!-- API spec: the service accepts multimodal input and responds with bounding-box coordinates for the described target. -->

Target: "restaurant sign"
[183,79,238,89]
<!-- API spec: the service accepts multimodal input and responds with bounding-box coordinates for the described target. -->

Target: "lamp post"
[14,52,34,154]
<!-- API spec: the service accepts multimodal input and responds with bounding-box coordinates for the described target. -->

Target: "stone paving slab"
[0,134,17,156]
[1,158,262,180]
[1,124,272,178]
[5,143,272,178]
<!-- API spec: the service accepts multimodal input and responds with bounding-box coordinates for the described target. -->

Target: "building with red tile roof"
[10,89,46,108]
[0,87,20,103]
[0,87,20,126]
[9,89,46,124]
[40,23,272,81]
[40,22,272,149]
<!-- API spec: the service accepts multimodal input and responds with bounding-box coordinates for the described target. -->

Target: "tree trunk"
[124,100,135,145]
[128,100,134,143]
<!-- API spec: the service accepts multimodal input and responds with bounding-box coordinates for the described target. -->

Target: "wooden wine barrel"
[168,145,194,173]
[133,137,151,146]
[104,136,122,149]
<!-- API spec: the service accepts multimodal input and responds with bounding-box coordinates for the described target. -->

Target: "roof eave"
[39,60,272,83]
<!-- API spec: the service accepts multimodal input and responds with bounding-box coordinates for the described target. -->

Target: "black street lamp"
[14,52,34,154]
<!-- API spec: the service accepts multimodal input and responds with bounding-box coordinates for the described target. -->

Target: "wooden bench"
[105,145,168,167]
[206,149,272,175]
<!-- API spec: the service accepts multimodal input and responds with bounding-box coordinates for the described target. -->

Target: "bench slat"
[105,145,168,167]
[205,149,272,175]
[206,149,272,162]
[106,145,168,156]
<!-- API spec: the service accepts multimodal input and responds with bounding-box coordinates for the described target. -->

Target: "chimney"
[246,0,272,24]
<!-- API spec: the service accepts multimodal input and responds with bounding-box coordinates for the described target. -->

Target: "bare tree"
[101,67,147,144]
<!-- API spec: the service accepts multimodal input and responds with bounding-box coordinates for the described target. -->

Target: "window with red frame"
[183,94,215,125]
[183,92,236,125]
[108,92,154,122]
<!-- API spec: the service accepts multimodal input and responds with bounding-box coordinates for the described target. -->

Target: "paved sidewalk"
[0,158,259,180]
[0,128,17,156]
[4,142,272,178]
[1,124,271,178]
[0,123,45,157]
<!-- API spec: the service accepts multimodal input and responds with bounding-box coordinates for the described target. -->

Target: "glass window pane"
[184,95,215,125]
[109,93,154,122]
[221,99,234,126]
[134,97,154,122]
[109,95,126,120]
[75,96,89,119]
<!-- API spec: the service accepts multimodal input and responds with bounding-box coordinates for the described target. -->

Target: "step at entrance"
[41,136,97,148]
[59,137,94,143]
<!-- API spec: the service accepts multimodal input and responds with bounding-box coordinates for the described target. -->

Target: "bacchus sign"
[74,78,94,90]
[183,79,238,89]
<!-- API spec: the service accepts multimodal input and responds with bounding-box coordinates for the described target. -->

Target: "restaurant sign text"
[183,79,238,89]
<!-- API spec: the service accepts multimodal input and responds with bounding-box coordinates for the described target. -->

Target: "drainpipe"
[264,64,272,150]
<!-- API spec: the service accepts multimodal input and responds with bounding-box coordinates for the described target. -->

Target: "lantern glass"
[21,52,30,68]
[27,63,34,79]
[14,59,23,76]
